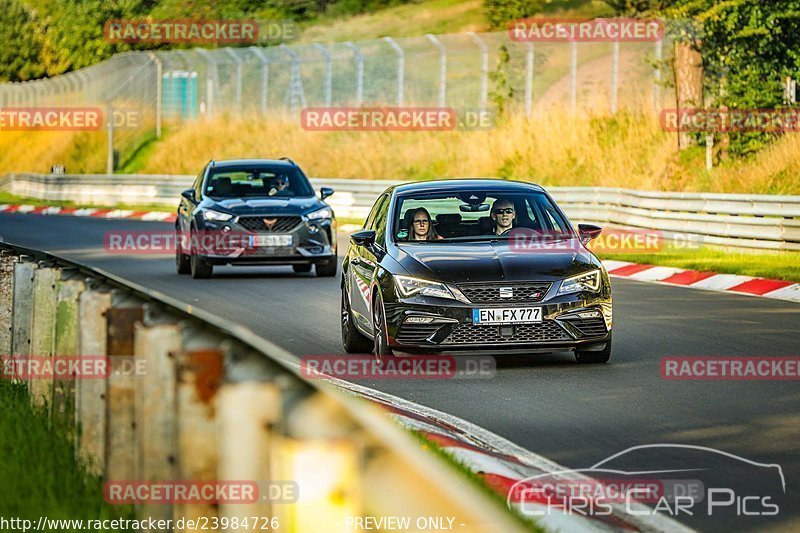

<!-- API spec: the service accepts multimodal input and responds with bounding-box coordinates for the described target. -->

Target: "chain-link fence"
[0,30,674,172]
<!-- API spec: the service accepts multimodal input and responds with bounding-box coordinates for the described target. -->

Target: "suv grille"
[238,216,302,233]
[442,322,570,345]
[457,281,551,304]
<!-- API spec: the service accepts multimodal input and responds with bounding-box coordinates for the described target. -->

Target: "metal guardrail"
[3,173,800,251]
[0,244,528,532]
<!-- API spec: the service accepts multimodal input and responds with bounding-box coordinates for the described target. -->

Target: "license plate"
[473,307,542,325]
[249,235,292,247]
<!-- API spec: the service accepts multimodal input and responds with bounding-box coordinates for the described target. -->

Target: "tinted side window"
[373,195,391,246]
[364,194,388,230]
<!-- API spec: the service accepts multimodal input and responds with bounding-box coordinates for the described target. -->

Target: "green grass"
[411,431,544,532]
[0,191,173,213]
[0,380,133,527]
[598,247,800,282]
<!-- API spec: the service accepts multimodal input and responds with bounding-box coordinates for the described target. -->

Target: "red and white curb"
[328,378,692,533]
[0,204,176,223]
[2,207,797,304]
[602,260,800,303]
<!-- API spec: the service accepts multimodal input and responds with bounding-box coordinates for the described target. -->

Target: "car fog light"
[578,310,602,319]
[308,224,319,234]
[222,225,231,233]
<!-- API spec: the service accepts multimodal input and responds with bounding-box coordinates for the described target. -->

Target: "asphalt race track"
[2,213,799,532]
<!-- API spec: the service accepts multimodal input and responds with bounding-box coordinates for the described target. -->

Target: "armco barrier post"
[53,273,85,430]
[217,363,282,523]
[11,258,35,362]
[77,285,112,476]
[174,332,228,529]
[104,295,143,484]
[134,305,182,523]
[0,251,15,355]
[29,264,59,408]
[278,392,362,530]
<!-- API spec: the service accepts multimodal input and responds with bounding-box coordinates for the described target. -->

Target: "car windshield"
[204,165,314,198]
[393,190,573,243]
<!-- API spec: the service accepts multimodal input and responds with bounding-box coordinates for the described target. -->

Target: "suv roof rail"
[279,157,296,165]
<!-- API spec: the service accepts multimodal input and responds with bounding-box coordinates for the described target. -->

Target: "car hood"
[206,196,321,215]
[394,239,600,283]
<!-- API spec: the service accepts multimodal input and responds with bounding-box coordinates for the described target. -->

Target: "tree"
[0,0,44,81]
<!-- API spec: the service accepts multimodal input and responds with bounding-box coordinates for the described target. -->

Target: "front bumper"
[197,216,336,266]
[384,291,612,352]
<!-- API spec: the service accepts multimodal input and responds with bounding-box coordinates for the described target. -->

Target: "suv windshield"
[204,165,314,198]
[393,190,573,243]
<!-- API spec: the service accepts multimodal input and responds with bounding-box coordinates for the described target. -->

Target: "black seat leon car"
[340,179,613,363]
[176,158,337,278]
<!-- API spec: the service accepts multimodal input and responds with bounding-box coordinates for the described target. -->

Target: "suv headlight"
[559,269,602,294]
[395,275,470,303]
[201,209,233,222]
[307,207,332,220]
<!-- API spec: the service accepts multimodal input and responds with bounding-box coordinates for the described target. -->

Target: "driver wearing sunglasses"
[490,198,516,236]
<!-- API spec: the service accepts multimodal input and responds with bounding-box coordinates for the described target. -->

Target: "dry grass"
[0,130,106,174]
[297,0,488,43]
[130,109,800,194]
[1,108,798,195]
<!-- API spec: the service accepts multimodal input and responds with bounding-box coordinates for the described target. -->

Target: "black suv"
[176,158,337,278]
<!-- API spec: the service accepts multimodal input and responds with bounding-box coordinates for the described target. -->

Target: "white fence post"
[611,42,619,113]
[654,38,663,111]
[570,41,578,112]
[383,37,405,107]
[314,44,333,107]
[249,47,270,115]
[344,42,364,106]
[468,32,488,109]
[525,42,534,117]
[148,52,162,138]
[425,34,447,108]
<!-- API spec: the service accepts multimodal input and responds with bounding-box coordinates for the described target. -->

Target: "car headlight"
[395,275,470,303]
[201,209,233,222]
[559,269,602,294]
[307,207,332,220]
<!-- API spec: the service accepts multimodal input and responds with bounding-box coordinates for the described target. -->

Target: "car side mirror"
[351,230,376,248]
[181,189,197,204]
[578,224,603,244]
[320,187,334,200]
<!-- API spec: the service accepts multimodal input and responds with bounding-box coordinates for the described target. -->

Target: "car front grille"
[396,324,442,344]
[441,321,570,345]
[456,281,552,304]
[559,315,608,338]
[238,216,302,233]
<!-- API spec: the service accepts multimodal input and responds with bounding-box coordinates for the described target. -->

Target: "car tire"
[292,264,312,273]
[190,252,213,279]
[574,336,612,364]
[316,259,337,277]
[341,285,372,353]
[372,291,394,361]
[175,231,190,275]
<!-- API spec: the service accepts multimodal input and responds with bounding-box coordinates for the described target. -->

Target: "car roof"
[392,178,546,195]
[209,158,296,169]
